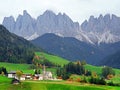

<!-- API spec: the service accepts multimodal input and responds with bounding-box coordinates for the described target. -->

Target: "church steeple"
[43,65,46,74]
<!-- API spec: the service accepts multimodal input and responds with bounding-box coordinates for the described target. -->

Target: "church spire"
[43,64,46,74]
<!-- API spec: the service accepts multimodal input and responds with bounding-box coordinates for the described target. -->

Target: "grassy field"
[0,62,34,74]
[85,64,120,84]
[0,78,120,90]
[35,52,69,66]
[85,64,120,75]
[0,75,11,83]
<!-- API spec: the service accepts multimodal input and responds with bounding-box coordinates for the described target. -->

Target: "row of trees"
[57,61,86,80]
[56,61,116,86]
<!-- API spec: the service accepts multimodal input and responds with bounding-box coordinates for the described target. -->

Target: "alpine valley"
[2,10,120,68]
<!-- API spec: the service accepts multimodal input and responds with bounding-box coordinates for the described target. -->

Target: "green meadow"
[35,52,69,66]
[0,62,34,74]
[0,78,120,90]
[85,64,120,75]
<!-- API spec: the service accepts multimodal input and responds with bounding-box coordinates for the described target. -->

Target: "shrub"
[89,76,106,85]
[102,66,115,78]
[76,78,81,82]
[107,74,114,80]
[107,81,114,86]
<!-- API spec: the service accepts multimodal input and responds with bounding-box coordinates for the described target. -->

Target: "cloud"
[0,0,120,24]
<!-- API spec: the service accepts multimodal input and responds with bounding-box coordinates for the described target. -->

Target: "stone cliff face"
[36,11,80,37]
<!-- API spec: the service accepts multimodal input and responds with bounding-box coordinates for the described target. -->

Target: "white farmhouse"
[8,71,16,78]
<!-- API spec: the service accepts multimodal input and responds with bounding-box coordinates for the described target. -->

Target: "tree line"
[56,61,116,86]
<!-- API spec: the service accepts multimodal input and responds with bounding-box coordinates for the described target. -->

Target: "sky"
[0,0,120,24]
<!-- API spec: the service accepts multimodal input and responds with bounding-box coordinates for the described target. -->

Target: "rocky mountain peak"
[23,10,28,15]
[2,16,15,33]
[43,10,55,15]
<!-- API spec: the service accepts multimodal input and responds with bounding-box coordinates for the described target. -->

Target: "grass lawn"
[35,52,69,66]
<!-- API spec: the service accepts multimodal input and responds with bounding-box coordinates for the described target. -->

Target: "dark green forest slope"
[0,25,41,63]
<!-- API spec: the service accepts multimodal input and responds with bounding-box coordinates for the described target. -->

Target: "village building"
[7,65,55,81]
[19,74,26,80]
[42,65,53,80]
[8,71,16,78]
[35,65,53,80]
[25,73,32,80]
[8,71,32,81]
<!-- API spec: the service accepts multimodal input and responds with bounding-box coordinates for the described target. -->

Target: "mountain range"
[2,10,120,44]
[2,10,79,41]
[2,10,120,68]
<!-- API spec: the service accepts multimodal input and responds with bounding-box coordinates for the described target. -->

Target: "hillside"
[31,33,103,64]
[0,52,69,73]
[100,51,120,68]
[85,64,120,75]
[0,25,42,64]
[31,33,120,66]
[35,52,69,66]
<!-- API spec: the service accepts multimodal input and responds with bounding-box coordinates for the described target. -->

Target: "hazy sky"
[0,0,120,24]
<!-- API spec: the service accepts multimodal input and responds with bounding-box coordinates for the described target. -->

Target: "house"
[25,73,32,80]
[20,74,26,81]
[8,71,16,78]
[8,71,32,80]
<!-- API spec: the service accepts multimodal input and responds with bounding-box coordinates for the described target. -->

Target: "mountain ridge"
[3,10,120,45]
